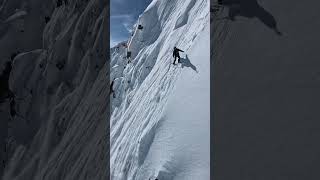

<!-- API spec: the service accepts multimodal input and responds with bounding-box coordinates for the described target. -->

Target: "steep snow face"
[110,0,210,179]
[1,0,108,179]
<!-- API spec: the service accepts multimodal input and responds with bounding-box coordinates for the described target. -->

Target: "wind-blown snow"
[110,0,210,179]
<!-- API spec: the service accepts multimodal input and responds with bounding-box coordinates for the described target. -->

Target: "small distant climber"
[110,79,116,98]
[172,46,184,65]
[138,24,143,30]
[126,51,132,63]
[127,51,132,58]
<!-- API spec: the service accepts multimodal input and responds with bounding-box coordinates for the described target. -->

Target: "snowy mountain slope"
[1,0,109,179]
[110,0,210,179]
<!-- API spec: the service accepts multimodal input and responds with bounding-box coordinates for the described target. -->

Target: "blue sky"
[110,0,153,47]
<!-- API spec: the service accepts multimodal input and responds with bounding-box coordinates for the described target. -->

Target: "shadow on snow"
[180,55,198,73]
[219,0,282,35]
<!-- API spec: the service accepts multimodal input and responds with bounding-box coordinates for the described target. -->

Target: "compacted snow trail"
[110,0,210,179]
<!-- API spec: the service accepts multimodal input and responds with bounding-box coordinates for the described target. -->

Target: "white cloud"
[111,13,135,33]
[110,14,132,19]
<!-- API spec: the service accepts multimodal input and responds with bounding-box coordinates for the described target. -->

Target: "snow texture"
[1,0,108,179]
[110,0,210,179]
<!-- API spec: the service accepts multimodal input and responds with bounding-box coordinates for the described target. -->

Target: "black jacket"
[173,48,184,57]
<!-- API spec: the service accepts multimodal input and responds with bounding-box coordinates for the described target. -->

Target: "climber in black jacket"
[172,46,184,65]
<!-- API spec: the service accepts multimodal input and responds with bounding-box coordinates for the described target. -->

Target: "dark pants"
[173,55,180,64]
